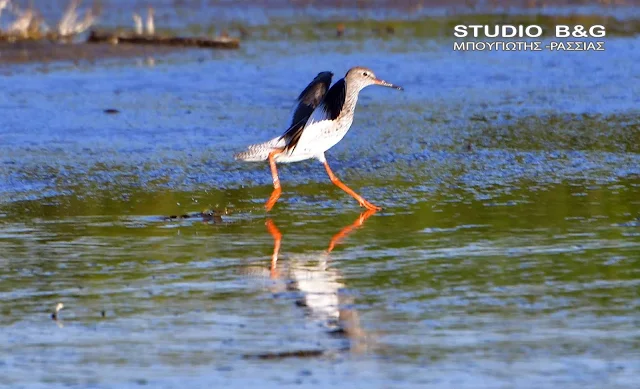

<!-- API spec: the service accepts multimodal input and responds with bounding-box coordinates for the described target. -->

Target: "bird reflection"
[263,209,376,355]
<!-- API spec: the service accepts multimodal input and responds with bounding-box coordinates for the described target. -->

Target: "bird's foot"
[359,200,381,211]
[357,208,378,225]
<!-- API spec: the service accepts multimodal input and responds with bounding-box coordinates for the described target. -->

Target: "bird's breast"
[295,116,354,155]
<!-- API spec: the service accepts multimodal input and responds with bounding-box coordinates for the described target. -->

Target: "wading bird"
[57,0,98,37]
[132,12,142,35]
[145,6,154,35]
[234,67,402,211]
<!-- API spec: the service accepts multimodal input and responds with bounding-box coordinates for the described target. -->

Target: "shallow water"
[1,11,640,389]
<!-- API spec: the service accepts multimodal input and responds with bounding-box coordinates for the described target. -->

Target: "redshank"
[235,66,402,211]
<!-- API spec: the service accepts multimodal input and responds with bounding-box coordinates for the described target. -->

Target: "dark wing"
[280,71,333,152]
[281,78,346,153]
[317,78,346,121]
[291,71,333,126]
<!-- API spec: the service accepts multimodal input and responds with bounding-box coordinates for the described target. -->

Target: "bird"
[234,66,403,211]
[57,0,97,37]
[145,6,154,36]
[7,8,33,37]
[132,12,142,35]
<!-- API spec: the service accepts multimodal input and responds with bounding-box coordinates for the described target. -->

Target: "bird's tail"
[234,137,285,162]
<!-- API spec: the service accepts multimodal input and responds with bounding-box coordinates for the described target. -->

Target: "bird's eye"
[363,72,369,77]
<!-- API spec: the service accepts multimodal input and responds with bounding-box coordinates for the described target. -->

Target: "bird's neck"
[339,84,361,119]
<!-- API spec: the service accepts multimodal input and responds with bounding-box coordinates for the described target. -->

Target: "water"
[1,7,640,388]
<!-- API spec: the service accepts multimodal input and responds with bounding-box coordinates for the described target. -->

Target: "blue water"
[1,9,639,389]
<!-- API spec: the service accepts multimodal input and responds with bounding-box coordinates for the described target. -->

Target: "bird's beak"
[374,78,403,91]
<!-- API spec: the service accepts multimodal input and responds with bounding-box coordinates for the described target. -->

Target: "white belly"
[293,117,353,157]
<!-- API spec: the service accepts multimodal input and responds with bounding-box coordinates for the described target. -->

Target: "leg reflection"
[263,210,378,354]
[327,208,377,253]
[266,209,377,275]
[265,218,282,278]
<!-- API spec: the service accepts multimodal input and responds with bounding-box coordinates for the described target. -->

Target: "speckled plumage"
[233,71,332,161]
[234,66,400,163]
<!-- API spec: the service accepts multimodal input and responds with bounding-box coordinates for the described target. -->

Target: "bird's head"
[345,66,403,91]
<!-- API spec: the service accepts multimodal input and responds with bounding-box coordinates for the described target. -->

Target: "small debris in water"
[100,310,106,317]
[243,349,326,360]
[162,207,229,223]
[166,214,191,219]
[103,108,119,114]
[51,302,64,320]
[470,114,489,122]
[237,25,249,39]
[299,369,313,377]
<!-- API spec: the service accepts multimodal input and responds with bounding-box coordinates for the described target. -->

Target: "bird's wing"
[291,78,347,152]
[280,71,333,152]
[307,77,346,124]
[291,71,333,126]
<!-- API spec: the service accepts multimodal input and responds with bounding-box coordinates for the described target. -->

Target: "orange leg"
[265,149,284,211]
[327,208,377,253]
[323,160,381,211]
[265,219,282,278]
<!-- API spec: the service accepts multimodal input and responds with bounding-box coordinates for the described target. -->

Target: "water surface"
[1,14,639,389]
